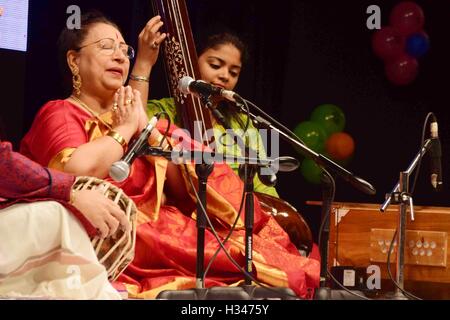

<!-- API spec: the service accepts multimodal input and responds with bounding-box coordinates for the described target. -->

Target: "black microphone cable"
[202,166,246,284]
[156,104,301,298]
[155,111,171,149]
[411,112,434,194]
[386,229,422,300]
[157,120,260,293]
[317,169,372,300]
[215,98,251,150]
[240,98,376,299]
[183,161,301,299]
[199,98,282,283]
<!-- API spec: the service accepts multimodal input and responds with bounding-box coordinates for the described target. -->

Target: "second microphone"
[109,116,159,182]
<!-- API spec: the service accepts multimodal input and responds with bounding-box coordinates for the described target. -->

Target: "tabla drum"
[72,176,137,281]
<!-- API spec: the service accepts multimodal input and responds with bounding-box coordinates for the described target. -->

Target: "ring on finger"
[125,98,133,105]
[112,102,119,112]
[151,41,158,49]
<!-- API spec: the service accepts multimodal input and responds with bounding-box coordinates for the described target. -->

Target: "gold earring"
[71,66,82,96]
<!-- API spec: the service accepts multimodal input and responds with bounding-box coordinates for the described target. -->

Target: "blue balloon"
[406,32,430,58]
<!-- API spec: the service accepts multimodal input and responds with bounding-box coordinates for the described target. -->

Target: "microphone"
[256,157,299,187]
[258,166,278,187]
[272,156,300,172]
[430,115,443,191]
[109,116,159,182]
[178,76,243,104]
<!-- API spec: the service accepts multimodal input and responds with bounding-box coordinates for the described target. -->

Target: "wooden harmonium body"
[328,202,450,299]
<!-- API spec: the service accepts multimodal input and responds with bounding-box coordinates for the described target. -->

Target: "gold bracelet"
[107,130,128,151]
[129,74,150,83]
[69,189,76,205]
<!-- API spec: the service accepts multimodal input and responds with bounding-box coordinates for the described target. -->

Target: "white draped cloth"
[0,201,121,299]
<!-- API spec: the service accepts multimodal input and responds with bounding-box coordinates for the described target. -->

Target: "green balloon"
[293,121,327,153]
[300,158,323,185]
[310,104,346,136]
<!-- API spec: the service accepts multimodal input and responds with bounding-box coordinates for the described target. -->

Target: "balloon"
[310,104,346,136]
[300,158,322,185]
[293,121,327,153]
[406,31,430,58]
[326,132,355,161]
[390,1,425,36]
[385,55,419,86]
[372,26,405,61]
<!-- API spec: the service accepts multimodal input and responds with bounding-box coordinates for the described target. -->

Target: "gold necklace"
[70,95,113,130]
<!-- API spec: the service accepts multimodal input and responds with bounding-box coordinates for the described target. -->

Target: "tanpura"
[150,0,313,255]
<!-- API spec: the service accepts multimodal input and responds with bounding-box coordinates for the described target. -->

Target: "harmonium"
[308,202,450,299]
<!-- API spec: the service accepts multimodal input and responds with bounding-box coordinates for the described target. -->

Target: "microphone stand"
[315,171,334,299]
[241,162,257,285]
[234,101,376,300]
[192,95,216,291]
[205,104,299,298]
[194,160,213,290]
[379,138,434,300]
[239,153,299,299]
[154,94,270,300]
[146,147,291,299]
[205,105,258,288]
[145,148,298,299]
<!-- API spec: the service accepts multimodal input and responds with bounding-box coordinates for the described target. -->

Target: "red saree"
[21,100,320,299]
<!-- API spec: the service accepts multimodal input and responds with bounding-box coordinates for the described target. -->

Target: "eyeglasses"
[76,38,135,60]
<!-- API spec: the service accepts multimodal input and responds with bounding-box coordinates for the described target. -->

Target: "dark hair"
[197,32,249,130]
[57,10,121,94]
[197,32,249,65]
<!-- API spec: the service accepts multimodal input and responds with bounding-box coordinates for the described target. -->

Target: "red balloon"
[384,55,419,86]
[390,1,425,36]
[326,132,355,161]
[372,26,405,61]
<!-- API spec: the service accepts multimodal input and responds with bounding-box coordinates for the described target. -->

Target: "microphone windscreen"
[276,156,300,172]
[178,76,193,94]
[109,160,130,182]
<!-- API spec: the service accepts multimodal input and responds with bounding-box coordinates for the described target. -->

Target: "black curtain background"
[1,0,449,240]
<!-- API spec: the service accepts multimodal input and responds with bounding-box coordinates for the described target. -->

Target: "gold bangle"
[129,74,150,83]
[69,189,76,205]
[107,130,128,151]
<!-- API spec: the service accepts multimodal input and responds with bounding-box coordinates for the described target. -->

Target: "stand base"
[314,287,368,300]
[382,291,409,300]
[241,285,299,300]
[156,286,299,300]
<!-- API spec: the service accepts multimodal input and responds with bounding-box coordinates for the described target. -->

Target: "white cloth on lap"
[0,201,121,300]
